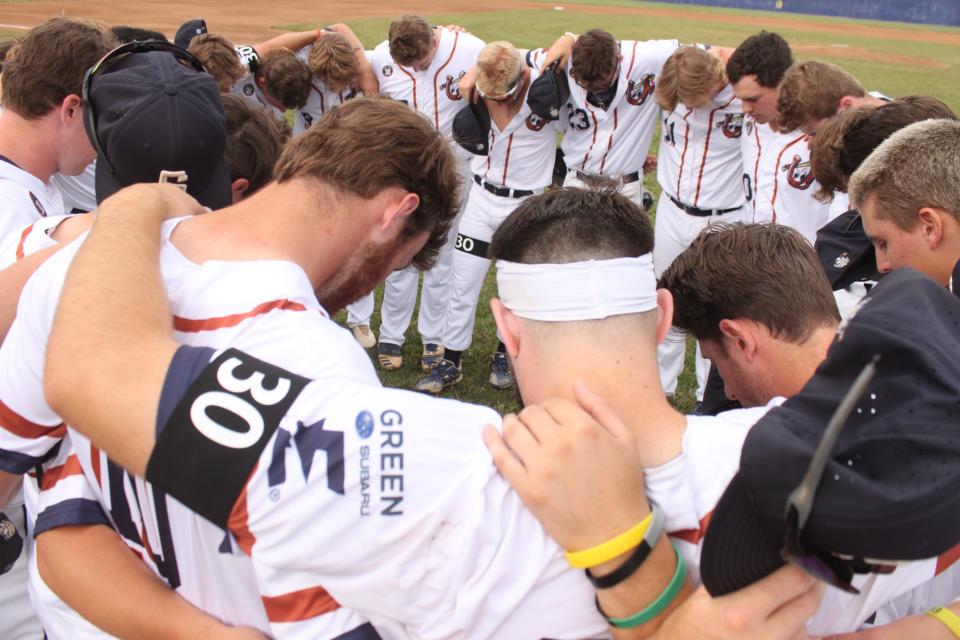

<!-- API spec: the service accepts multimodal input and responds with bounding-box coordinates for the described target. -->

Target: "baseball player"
[531,29,677,209]
[652,45,748,402]
[414,41,562,393]
[366,15,485,372]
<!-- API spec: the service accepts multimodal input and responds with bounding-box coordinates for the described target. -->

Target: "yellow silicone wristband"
[565,511,653,569]
[928,607,960,639]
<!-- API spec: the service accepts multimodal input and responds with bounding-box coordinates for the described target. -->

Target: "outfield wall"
[646,0,960,26]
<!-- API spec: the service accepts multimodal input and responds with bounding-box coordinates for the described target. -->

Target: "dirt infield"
[1,0,957,48]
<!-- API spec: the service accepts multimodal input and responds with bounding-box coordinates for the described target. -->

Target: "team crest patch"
[782,155,815,190]
[28,192,47,217]
[745,119,754,136]
[526,113,547,131]
[834,252,851,269]
[382,65,393,77]
[243,84,255,96]
[442,71,465,101]
[717,113,744,139]
[626,73,655,106]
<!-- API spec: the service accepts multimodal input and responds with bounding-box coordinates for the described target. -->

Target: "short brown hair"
[388,15,433,66]
[848,118,960,231]
[257,48,311,109]
[655,46,724,111]
[777,61,865,133]
[570,29,619,85]
[1,18,113,119]
[659,223,839,344]
[189,33,246,92]
[274,97,459,269]
[309,32,358,93]
[221,94,289,196]
[812,96,957,201]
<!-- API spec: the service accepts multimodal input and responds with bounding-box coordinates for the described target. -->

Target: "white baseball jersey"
[230,45,285,119]
[50,161,97,214]
[149,343,608,640]
[657,84,745,210]
[533,39,678,176]
[369,29,485,160]
[645,399,960,635]
[0,213,77,269]
[740,118,830,243]
[0,225,375,638]
[472,65,562,191]
[291,46,370,135]
[0,157,64,246]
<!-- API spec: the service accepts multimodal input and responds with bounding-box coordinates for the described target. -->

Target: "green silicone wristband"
[599,542,687,629]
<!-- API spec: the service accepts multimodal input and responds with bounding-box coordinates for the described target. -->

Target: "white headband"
[495,255,658,322]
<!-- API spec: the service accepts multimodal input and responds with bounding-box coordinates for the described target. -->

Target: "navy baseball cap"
[86,48,231,209]
[700,268,960,596]
[174,18,207,50]
[815,209,880,290]
[527,61,570,121]
[452,101,491,155]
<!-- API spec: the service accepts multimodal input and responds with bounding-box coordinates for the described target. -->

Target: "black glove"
[0,512,24,576]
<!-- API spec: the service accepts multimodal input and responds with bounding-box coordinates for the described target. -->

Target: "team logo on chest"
[717,113,744,139]
[782,154,815,190]
[382,65,394,77]
[626,73,655,106]
[441,71,465,101]
[526,113,547,131]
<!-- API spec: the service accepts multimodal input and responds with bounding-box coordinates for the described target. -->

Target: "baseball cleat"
[351,324,376,349]
[414,359,463,394]
[377,342,403,370]
[421,343,445,371]
[488,351,514,390]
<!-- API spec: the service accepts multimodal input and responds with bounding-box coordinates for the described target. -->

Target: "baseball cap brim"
[700,473,786,596]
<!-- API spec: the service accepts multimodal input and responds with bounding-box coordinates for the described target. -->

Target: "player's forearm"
[255,30,320,55]
[825,602,960,640]
[37,524,261,640]
[46,185,184,477]
[0,471,21,510]
[0,243,61,344]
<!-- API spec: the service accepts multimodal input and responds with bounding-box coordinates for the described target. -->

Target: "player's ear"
[377,190,420,236]
[654,288,673,346]
[917,206,944,250]
[718,318,756,361]
[839,95,856,110]
[490,298,520,358]
[230,178,250,204]
[61,94,83,126]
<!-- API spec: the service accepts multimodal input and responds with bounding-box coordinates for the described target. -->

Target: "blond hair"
[309,32,358,93]
[655,46,725,111]
[476,41,522,98]
[848,119,960,230]
[777,61,864,133]
[189,33,246,92]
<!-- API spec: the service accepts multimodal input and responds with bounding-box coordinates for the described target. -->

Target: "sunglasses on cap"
[82,41,206,176]
[780,354,896,594]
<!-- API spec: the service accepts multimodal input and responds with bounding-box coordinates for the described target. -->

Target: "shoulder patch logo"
[382,65,393,77]
[782,154,815,190]
[626,73,655,107]
[243,83,255,96]
[442,72,464,101]
[526,113,547,132]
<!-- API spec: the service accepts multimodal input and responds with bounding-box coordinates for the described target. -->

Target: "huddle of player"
[0,12,958,640]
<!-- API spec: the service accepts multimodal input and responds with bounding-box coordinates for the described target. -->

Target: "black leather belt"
[668,194,742,218]
[575,170,641,188]
[473,175,534,198]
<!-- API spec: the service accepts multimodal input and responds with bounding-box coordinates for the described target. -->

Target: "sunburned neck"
[0,113,58,183]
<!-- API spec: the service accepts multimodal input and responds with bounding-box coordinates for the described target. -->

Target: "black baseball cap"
[815,209,880,290]
[700,268,960,596]
[86,48,231,209]
[452,100,491,155]
[174,18,207,50]
[527,61,570,121]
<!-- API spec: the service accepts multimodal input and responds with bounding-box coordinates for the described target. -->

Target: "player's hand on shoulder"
[209,626,270,640]
[443,24,467,33]
[653,565,823,640]
[95,183,206,222]
[459,66,479,104]
[483,378,648,552]
[539,33,576,73]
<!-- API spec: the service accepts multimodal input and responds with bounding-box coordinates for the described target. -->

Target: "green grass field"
[277,0,960,415]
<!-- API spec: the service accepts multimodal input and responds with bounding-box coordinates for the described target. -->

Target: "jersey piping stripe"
[598,107,618,174]
[431,31,460,130]
[769,133,807,222]
[312,84,326,115]
[693,95,736,206]
[502,133,515,184]
[227,465,257,555]
[397,65,418,112]
[669,510,714,545]
[90,444,103,485]
[39,453,83,491]
[674,108,694,200]
[174,299,308,333]
[626,41,639,76]
[751,123,762,220]
[0,398,65,440]
[937,541,960,575]
[15,222,33,261]
[580,110,600,170]
[485,131,494,179]
[262,585,340,622]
